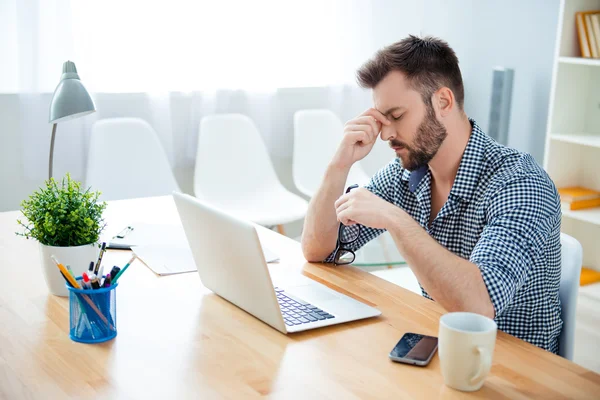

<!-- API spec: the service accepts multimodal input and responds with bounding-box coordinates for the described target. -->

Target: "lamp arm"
[49,123,57,180]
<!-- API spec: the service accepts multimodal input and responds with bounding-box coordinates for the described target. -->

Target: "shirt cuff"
[477,261,515,318]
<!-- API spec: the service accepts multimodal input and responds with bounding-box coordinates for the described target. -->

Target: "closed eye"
[392,114,404,121]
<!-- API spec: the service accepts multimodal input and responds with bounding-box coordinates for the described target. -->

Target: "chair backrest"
[293,109,370,197]
[558,232,582,360]
[194,114,282,201]
[86,118,180,201]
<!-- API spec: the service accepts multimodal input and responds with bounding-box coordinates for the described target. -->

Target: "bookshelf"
[550,132,600,148]
[558,56,600,66]
[544,0,600,269]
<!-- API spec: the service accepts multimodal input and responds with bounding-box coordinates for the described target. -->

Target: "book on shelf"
[576,10,600,58]
[558,186,600,210]
[592,14,600,57]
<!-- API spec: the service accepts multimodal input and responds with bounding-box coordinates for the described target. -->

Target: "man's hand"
[330,108,391,170]
[334,187,399,230]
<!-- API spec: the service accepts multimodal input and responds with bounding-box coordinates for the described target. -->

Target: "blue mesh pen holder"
[67,277,118,343]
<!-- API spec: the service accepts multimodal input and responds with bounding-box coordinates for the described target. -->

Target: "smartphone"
[389,332,438,366]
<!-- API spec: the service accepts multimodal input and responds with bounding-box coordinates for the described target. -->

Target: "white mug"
[438,312,497,392]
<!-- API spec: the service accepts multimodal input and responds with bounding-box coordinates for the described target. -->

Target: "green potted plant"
[17,174,107,296]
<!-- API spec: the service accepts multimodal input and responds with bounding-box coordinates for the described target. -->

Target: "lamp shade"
[49,61,96,123]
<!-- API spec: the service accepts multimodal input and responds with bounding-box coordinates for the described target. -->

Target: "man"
[301,35,562,353]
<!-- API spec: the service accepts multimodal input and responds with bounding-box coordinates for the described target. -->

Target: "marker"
[103,275,112,288]
[82,272,92,290]
[93,242,107,275]
[112,255,136,283]
[88,261,94,272]
[109,266,121,280]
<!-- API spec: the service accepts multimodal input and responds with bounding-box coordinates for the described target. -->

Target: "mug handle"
[469,346,492,385]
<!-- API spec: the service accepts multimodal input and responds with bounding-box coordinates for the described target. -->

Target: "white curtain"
[0,0,423,204]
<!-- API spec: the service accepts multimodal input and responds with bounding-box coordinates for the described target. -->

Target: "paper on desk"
[132,245,197,276]
[132,243,280,276]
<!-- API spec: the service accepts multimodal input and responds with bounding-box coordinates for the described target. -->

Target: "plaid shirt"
[328,120,562,353]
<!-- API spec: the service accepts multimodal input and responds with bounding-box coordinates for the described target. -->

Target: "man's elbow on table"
[301,236,333,263]
[449,296,495,320]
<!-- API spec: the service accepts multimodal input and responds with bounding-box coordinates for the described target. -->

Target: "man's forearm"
[301,163,351,262]
[386,208,495,318]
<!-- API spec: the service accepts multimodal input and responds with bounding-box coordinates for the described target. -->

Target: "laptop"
[172,192,381,333]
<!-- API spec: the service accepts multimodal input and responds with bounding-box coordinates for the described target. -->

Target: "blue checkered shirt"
[328,120,562,353]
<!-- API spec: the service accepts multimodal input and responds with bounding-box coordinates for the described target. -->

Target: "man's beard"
[390,104,448,171]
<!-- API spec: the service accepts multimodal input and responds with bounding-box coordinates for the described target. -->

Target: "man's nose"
[380,124,396,141]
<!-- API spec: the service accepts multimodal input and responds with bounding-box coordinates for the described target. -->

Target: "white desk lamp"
[48,61,96,179]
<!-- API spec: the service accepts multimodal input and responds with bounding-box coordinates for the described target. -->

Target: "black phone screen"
[390,333,438,362]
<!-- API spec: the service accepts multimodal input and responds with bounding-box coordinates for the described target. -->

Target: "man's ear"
[433,87,454,118]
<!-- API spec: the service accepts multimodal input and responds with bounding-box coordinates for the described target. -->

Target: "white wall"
[0,94,41,211]
[421,0,561,162]
[1,1,562,214]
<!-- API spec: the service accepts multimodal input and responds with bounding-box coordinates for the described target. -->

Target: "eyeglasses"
[333,184,360,266]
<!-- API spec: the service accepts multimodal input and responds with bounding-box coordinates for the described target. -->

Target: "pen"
[93,242,107,275]
[50,255,114,330]
[114,225,134,239]
[90,274,101,290]
[98,264,105,286]
[112,255,136,283]
[103,275,112,288]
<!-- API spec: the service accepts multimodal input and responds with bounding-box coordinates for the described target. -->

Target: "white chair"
[293,109,370,197]
[86,118,180,201]
[194,114,308,231]
[558,233,583,360]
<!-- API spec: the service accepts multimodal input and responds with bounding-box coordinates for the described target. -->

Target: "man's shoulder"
[481,140,555,194]
[478,143,560,218]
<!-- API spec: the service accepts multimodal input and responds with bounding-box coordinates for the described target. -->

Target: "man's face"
[373,71,448,171]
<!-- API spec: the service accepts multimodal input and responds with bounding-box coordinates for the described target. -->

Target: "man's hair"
[356,35,464,109]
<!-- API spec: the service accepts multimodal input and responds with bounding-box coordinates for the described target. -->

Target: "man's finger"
[334,193,350,209]
[338,210,356,226]
[345,131,371,146]
[335,200,351,216]
[345,124,374,138]
[361,108,391,126]
[351,117,380,140]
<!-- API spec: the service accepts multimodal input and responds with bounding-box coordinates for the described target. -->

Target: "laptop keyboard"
[275,288,335,327]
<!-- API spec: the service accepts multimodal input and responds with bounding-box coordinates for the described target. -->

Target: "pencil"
[112,255,136,283]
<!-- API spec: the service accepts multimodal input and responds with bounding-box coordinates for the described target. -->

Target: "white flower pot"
[39,243,100,296]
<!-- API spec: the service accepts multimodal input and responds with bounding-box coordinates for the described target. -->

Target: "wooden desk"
[1,196,599,399]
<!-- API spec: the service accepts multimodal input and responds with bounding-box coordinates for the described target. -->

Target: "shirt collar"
[401,119,488,203]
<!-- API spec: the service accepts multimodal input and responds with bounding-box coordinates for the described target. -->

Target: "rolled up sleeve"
[470,175,560,317]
